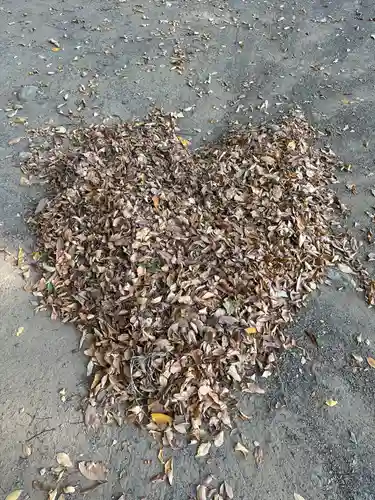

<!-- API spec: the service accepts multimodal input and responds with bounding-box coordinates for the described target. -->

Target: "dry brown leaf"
[196,442,211,457]
[78,461,108,481]
[56,452,73,468]
[367,357,375,368]
[234,441,249,457]
[151,413,172,425]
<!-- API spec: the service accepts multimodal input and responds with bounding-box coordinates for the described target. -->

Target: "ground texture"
[1,0,375,499]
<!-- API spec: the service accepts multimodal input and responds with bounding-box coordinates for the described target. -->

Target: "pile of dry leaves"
[24,110,358,438]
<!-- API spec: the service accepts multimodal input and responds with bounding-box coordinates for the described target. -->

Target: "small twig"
[26,427,56,442]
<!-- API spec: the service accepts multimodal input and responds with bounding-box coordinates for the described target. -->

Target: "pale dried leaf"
[234,441,249,457]
[78,461,108,481]
[56,452,73,468]
[5,491,23,500]
[214,430,224,448]
[196,442,211,457]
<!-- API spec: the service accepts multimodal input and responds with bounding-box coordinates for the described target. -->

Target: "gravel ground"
[1,0,375,499]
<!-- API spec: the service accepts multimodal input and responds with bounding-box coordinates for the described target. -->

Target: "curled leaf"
[158,448,165,464]
[325,399,338,407]
[151,412,172,425]
[165,457,173,485]
[196,442,211,457]
[78,461,108,481]
[234,441,249,457]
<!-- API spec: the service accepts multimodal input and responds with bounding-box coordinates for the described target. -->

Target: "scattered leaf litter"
[25,109,361,438]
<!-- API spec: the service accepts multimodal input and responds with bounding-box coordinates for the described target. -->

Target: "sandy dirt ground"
[1,0,375,498]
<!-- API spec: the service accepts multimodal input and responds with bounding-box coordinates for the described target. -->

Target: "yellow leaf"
[287,140,296,150]
[325,399,338,407]
[48,489,58,500]
[294,494,306,500]
[52,47,61,52]
[245,327,257,335]
[6,490,23,500]
[367,356,375,368]
[177,136,190,147]
[91,372,101,389]
[13,117,27,124]
[17,247,24,268]
[341,98,350,105]
[15,327,25,337]
[151,412,172,425]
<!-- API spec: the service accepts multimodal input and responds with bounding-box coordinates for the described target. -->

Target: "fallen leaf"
[352,354,363,364]
[294,494,306,500]
[367,357,375,368]
[48,489,58,500]
[245,327,257,335]
[17,247,24,268]
[57,452,73,468]
[337,263,354,274]
[341,98,350,105]
[15,327,25,337]
[287,140,296,150]
[13,117,27,124]
[214,430,224,448]
[8,137,23,145]
[254,444,264,466]
[5,491,23,500]
[35,198,49,215]
[151,412,172,425]
[165,457,173,485]
[305,330,319,347]
[245,383,265,394]
[158,448,165,464]
[224,482,234,499]
[197,484,207,500]
[21,443,32,458]
[58,495,65,500]
[78,461,108,481]
[85,405,100,429]
[196,442,211,457]
[63,486,76,493]
[325,399,338,407]
[150,472,166,483]
[52,47,61,52]
[234,442,249,457]
[177,136,190,147]
[152,195,160,210]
